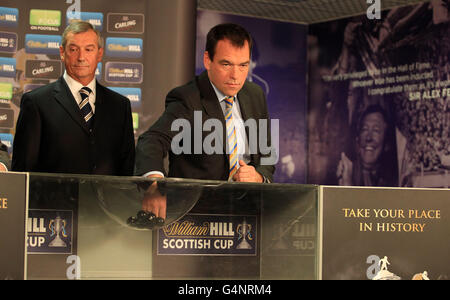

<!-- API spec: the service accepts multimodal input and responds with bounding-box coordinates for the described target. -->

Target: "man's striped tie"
[224,96,238,180]
[79,86,93,129]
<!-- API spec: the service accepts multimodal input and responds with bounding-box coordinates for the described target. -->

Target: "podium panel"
[320,186,450,280]
[22,173,319,279]
[1,172,449,280]
[0,173,28,280]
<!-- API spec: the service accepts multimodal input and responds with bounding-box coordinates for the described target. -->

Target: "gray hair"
[61,20,103,49]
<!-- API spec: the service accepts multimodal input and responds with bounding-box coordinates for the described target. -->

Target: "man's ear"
[96,47,104,64]
[203,51,211,70]
[59,46,65,61]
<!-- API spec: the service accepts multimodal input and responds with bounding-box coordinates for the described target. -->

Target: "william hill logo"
[25,34,61,55]
[163,220,209,236]
[67,12,103,31]
[0,7,18,27]
[105,37,143,58]
[158,214,257,256]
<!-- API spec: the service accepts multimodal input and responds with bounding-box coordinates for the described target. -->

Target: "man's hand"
[336,152,353,186]
[0,163,7,172]
[232,160,264,183]
[142,174,167,219]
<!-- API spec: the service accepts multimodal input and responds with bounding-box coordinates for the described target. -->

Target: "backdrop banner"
[196,10,308,184]
[308,2,450,188]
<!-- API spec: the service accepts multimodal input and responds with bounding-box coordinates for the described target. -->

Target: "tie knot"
[224,96,234,108]
[80,86,92,97]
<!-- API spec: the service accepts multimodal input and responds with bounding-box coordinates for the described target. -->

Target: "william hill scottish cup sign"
[27,209,73,254]
[158,214,257,256]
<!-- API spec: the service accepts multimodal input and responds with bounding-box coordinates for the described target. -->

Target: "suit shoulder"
[167,77,199,99]
[101,85,131,104]
[241,81,266,106]
[165,78,203,110]
[20,81,58,108]
[243,80,265,96]
[23,81,57,98]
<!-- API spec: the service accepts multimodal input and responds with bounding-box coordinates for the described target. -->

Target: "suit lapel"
[92,82,106,133]
[237,86,251,122]
[237,84,260,166]
[197,71,224,122]
[53,77,90,134]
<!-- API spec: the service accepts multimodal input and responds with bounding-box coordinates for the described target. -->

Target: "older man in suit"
[12,21,135,175]
[134,23,276,219]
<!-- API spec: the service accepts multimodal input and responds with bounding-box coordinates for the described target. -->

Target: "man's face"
[203,38,250,97]
[60,29,103,86]
[358,112,387,169]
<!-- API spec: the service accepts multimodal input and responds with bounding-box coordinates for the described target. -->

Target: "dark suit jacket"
[135,71,275,182]
[12,77,135,176]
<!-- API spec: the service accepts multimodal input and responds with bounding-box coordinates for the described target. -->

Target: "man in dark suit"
[134,23,276,219]
[136,23,275,182]
[12,21,135,176]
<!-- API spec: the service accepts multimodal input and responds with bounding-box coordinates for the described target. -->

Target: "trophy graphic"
[49,215,67,248]
[236,219,252,249]
[372,256,401,280]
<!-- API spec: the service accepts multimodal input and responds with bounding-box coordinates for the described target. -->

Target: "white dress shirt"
[63,71,97,113]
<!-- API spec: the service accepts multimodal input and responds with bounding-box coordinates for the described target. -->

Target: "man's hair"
[62,20,103,49]
[205,23,253,61]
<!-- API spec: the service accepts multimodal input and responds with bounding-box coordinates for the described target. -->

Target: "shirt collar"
[63,71,96,97]
[209,80,236,103]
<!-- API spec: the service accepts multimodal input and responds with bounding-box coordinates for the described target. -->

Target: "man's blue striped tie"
[224,96,238,180]
[79,86,93,129]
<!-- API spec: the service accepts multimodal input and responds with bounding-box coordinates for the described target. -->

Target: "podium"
[1,172,449,280]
